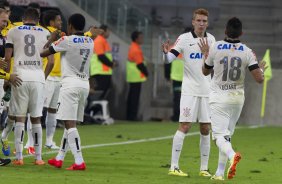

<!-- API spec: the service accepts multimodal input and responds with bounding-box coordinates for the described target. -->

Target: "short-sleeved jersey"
[46,26,61,79]
[94,35,111,55]
[51,33,94,89]
[172,31,216,96]
[128,42,144,64]
[6,24,50,83]
[205,40,258,104]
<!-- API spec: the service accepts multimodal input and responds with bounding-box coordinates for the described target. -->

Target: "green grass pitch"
[1,122,281,184]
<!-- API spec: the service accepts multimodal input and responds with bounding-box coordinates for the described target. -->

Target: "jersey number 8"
[24,34,36,57]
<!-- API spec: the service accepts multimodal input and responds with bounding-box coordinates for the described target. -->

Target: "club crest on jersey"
[190,52,203,59]
[18,26,43,31]
[217,44,244,51]
[73,37,93,43]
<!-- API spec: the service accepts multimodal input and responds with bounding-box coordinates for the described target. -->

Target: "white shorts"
[57,87,89,122]
[44,80,61,109]
[9,81,44,117]
[210,103,243,140]
[179,95,210,123]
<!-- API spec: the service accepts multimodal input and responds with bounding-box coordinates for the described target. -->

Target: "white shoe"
[45,142,60,149]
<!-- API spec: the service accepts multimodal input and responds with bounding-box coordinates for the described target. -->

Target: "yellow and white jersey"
[205,40,258,104]
[172,31,216,97]
[51,33,94,89]
[6,24,50,83]
[46,26,62,80]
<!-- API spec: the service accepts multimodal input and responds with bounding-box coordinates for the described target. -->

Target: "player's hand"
[259,60,268,72]
[89,26,104,39]
[0,57,7,70]
[198,37,209,58]
[9,74,22,87]
[162,40,170,54]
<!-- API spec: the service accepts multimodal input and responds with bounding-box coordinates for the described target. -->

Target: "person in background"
[126,31,148,121]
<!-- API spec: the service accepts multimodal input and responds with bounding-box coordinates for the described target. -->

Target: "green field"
[1,122,282,184]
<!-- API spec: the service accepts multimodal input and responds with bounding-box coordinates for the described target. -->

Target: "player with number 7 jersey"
[41,13,93,170]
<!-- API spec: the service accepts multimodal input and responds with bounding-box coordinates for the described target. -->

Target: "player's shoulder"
[206,32,216,41]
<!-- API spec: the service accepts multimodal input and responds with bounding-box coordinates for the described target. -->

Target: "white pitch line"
[11,125,262,159]
[14,132,200,159]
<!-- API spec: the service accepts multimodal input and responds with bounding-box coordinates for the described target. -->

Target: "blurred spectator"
[126,31,148,121]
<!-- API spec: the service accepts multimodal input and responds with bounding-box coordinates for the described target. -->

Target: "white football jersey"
[6,24,50,83]
[205,40,258,104]
[173,31,216,96]
[51,34,94,89]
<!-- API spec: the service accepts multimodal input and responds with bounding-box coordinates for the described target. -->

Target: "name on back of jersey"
[217,43,244,51]
[19,60,41,66]
[220,83,237,90]
[18,25,43,32]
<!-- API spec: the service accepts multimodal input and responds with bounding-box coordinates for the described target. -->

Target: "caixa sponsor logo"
[189,53,203,59]
[73,37,93,43]
[18,26,43,31]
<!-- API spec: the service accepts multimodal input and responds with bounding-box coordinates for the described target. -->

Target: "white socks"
[56,129,69,161]
[200,134,210,171]
[216,136,235,160]
[14,122,25,160]
[215,150,228,176]
[67,128,84,165]
[32,124,43,161]
[45,112,57,146]
[170,130,185,170]
[1,117,15,140]
[26,115,34,147]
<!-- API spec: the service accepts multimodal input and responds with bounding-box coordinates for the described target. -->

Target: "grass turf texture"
[1,122,281,184]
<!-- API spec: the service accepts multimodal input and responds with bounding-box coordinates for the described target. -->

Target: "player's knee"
[179,122,191,134]
[200,126,210,135]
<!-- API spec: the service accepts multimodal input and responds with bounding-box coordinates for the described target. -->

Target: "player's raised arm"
[199,38,213,76]
[162,40,179,64]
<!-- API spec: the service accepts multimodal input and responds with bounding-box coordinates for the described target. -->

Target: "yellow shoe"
[227,152,242,179]
[168,168,188,177]
[199,170,212,177]
[210,175,224,181]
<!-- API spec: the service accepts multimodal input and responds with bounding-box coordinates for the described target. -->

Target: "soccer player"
[5,8,54,165]
[200,17,265,180]
[162,8,215,177]
[41,13,94,170]
[0,8,21,166]
[42,9,63,149]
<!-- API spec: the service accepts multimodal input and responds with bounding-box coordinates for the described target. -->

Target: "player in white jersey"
[41,13,94,171]
[162,8,215,177]
[200,17,265,180]
[5,8,54,166]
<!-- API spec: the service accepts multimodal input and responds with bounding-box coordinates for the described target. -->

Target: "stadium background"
[8,0,282,125]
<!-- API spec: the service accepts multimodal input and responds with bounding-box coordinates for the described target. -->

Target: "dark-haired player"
[41,13,94,170]
[200,17,266,180]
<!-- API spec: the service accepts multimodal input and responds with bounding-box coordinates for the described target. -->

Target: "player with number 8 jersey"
[41,13,93,170]
[5,8,54,165]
